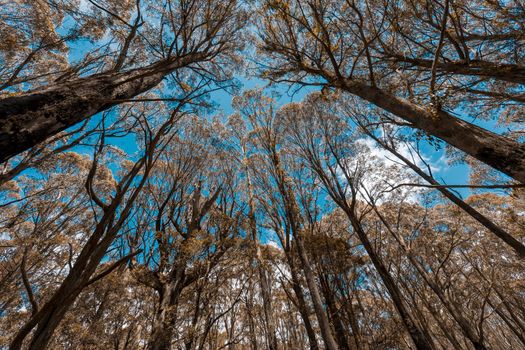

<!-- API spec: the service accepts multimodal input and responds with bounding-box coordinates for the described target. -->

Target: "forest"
[0,0,524,349]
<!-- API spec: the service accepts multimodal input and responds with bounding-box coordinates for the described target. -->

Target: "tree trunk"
[334,78,525,183]
[319,274,351,350]
[185,287,203,350]
[9,208,122,349]
[288,259,320,350]
[246,165,279,350]
[376,208,487,350]
[148,267,186,350]
[391,56,525,85]
[257,260,278,350]
[294,237,339,350]
[246,289,259,350]
[343,210,435,350]
[0,55,202,163]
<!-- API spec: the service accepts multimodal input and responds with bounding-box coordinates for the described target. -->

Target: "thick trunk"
[336,79,525,183]
[392,56,525,85]
[0,55,200,163]
[24,296,78,350]
[148,266,186,350]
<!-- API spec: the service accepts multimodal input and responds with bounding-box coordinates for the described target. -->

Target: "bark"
[338,288,362,350]
[319,274,351,350]
[391,56,525,85]
[335,78,525,184]
[287,259,320,350]
[184,286,203,350]
[148,276,185,350]
[346,215,435,350]
[488,299,525,347]
[0,121,92,186]
[365,131,525,258]
[0,54,203,163]
[316,179,434,350]
[294,237,339,350]
[417,286,465,349]
[257,258,278,350]
[245,286,259,350]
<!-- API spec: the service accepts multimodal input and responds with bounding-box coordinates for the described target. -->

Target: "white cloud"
[337,138,435,204]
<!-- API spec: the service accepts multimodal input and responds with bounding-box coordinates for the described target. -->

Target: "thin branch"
[84,250,143,288]
[20,247,38,315]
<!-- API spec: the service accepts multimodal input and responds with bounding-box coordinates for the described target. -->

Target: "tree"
[233,89,339,350]
[1,5,524,345]
[257,0,525,183]
[0,0,245,162]
[8,96,188,350]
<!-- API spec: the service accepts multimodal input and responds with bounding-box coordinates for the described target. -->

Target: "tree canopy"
[1,1,524,350]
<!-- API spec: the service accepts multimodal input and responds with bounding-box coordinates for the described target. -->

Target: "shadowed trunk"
[148,274,186,350]
[0,54,202,163]
[319,274,351,350]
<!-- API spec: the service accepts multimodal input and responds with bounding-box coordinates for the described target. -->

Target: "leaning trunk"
[10,220,116,350]
[343,209,435,350]
[294,237,339,350]
[0,54,202,163]
[391,56,525,85]
[335,78,525,183]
